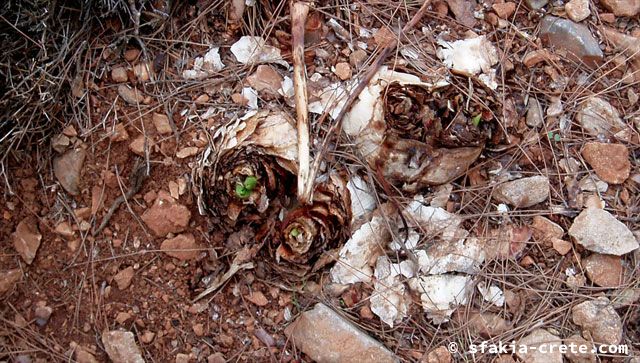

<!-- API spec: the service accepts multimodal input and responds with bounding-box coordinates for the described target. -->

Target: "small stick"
[290,1,313,204]
[308,0,433,186]
[92,159,148,236]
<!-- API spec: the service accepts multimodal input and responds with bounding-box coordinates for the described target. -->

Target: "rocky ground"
[1,0,639,362]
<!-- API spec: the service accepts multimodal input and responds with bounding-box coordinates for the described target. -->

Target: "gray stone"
[34,305,53,326]
[526,98,544,127]
[525,0,548,9]
[285,303,398,363]
[493,176,549,208]
[539,16,603,67]
[568,208,638,255]
[572,297,623,345]
[101,330,145,363]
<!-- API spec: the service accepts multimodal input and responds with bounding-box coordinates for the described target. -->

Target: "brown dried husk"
[343,67,485,191]
[383,83,488,147]
[194,110,298,227]
[384,83,439,143]
[265,172,352,279]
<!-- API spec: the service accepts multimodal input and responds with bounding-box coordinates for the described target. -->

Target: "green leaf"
[290,228,301,237]
[471,114,482,127]
[554,133,561,142]
[235,184,250,199]
[547,131,554,140]
[243,176,258,191]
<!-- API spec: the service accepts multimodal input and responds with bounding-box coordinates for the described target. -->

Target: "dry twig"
[290,1,313,204]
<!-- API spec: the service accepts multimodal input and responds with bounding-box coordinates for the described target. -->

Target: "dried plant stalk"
[290,1,313,204]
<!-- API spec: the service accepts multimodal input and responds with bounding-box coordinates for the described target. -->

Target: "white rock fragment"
[370,256,413,327]
[308,81,350,120]
[331,206,394,284]
[579,175,608,192]
[203,47,225,70]
[415,236,485,275]
[279,76,294,98]
[437,36,499,76]
[478,69,498,90]
[346,176,377,221]
[182,47,225,80]
[230,36,287,66]
[568,208,638,255]
[408,274,472,323]
[241,87,258,109]
[497,203,509,213]
[547,96,563,117]
[526,98,545,128]
[476,281,505,307]
[402,197,462,238]
[389,229,420,251]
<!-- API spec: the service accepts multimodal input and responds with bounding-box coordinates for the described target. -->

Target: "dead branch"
[290,1,313,204]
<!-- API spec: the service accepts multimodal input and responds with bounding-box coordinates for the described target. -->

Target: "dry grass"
[1,0,638,361]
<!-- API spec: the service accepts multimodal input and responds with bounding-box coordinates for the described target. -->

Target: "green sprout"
[234,175,258,199]
[243,176,257,190]
[547,131,561,142]
[471,114,482,127]
[235,184,250,198]
[290,227,301,238]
